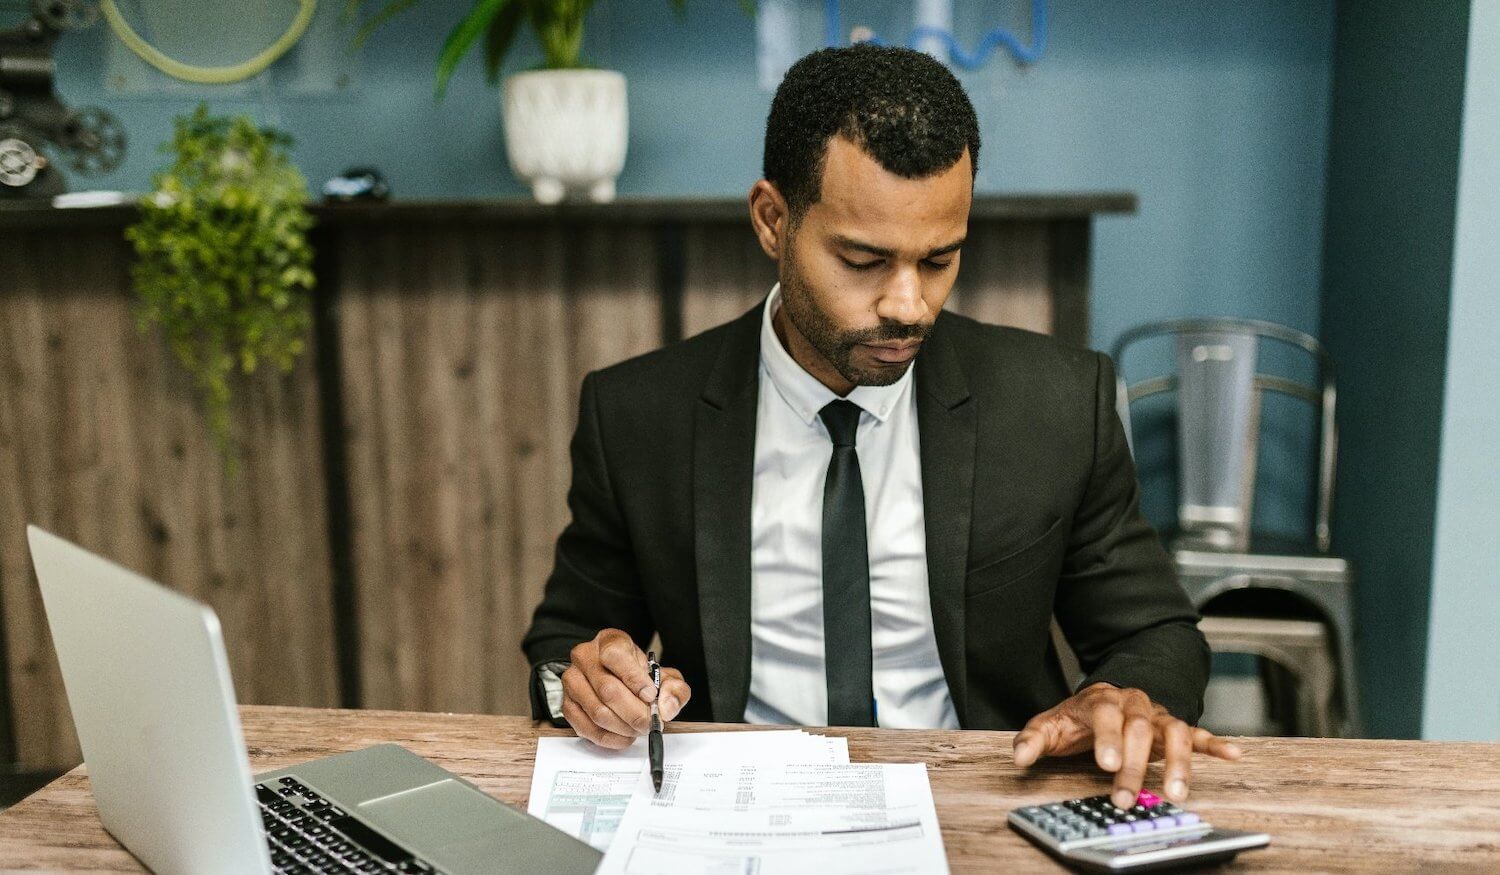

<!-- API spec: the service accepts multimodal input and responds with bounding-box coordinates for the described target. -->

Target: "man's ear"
[747,180,790,261]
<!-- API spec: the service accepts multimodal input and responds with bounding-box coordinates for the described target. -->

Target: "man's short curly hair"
[763,43,981,219]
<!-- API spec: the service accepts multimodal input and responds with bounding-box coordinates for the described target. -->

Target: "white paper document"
[597,761,949,875]
[528,730,849,850]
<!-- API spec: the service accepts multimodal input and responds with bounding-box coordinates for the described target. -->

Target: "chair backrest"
[1111,318,1337,553]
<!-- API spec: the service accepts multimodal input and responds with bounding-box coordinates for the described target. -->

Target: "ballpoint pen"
[647,651,664,793]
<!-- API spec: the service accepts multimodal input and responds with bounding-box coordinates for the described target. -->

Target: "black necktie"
[818,399,875,727]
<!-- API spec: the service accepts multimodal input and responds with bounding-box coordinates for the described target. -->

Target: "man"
[524,43,1239,810]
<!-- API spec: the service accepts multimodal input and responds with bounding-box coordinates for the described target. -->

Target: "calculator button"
[1137,790,1162,807]
[1107,823,1133,836]
[1176,812,1201,826]
[1151,815,1179,828]
[1131,819,1157,832]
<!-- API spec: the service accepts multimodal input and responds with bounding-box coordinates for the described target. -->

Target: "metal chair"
[1111,318,1359,737]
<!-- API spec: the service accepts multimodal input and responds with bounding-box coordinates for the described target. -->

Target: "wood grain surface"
[335,222,661,719]
[0,231,340,769]
[0,705,1496,872]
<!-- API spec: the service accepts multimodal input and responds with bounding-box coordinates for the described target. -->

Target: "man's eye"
[923,259,954,270]
[841,257,882,270]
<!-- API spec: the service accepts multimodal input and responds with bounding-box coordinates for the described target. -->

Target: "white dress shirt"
[743,284,959,729]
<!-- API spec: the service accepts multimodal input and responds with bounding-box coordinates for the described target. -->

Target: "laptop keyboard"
[256,776,437,874]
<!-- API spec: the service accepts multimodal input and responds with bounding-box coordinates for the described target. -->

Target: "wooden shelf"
[0,193,1136,231]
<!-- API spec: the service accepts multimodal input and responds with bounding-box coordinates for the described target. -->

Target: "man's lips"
[860,341,922,364]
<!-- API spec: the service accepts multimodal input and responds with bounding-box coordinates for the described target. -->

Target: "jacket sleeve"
[1053,352,1211,724]
[521,371,654,717]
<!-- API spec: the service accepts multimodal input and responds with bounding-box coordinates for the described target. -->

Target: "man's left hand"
[1011,682,1242,809]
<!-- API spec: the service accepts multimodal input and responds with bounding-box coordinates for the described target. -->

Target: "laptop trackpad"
[360,779,526,854]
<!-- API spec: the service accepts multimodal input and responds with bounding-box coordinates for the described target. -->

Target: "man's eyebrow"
[831,234,966,259]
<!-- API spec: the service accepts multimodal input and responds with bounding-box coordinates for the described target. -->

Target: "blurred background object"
[0,0,125,198]
[100,0,316,84]
[124,104,316,464]
[1113,319,1357,739]
[322,164,388,200]
[346,0,750,202]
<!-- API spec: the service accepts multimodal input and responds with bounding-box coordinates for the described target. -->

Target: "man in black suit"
[524,44,1238,810]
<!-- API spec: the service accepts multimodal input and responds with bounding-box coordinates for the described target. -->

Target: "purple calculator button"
[1176,812,1201,826]
[1130,819,1156,832]
[1151,816,1178,828]
[1107,823,1134,836]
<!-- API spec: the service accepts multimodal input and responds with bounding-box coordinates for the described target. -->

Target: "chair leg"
[1296,643,1338,737]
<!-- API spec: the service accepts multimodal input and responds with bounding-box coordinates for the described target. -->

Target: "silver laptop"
[26,525,601,875]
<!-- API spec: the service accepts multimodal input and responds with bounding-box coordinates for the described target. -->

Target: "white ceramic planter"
[502,69,628,204]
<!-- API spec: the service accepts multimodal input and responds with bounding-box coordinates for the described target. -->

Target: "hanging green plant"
[126,103,316,468]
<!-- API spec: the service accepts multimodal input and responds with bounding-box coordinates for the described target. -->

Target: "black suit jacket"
[523,302,1209,728]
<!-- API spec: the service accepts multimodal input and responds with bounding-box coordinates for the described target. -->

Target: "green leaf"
[352,0,421,49]
[435,0,512,99]
[483,0,525,83]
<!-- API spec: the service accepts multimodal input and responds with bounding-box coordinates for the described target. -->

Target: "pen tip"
[652,772,663,793]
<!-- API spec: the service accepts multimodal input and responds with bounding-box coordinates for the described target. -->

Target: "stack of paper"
[528,730,949,874]
[600,761,948,875]
[528,730,848,850]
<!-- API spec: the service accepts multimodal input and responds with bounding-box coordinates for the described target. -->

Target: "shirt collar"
[759,283,914,427]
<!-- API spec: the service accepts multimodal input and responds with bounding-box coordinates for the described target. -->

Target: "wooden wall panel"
[946,220,1054,333]
[337,222,661,717]
[681,225,776,337]
[0,230,339,768]
[680,220,1061,339]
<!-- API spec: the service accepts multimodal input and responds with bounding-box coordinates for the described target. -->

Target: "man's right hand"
[563,628,692,749]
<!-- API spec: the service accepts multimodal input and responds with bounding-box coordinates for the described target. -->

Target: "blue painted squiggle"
[823,0,1047,68]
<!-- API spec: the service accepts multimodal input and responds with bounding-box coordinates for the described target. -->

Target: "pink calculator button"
[1137,790,1162,807]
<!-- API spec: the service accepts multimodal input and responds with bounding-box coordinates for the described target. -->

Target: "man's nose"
[876,265,928,325]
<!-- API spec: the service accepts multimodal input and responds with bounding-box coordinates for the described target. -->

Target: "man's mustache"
[840,322,932,345]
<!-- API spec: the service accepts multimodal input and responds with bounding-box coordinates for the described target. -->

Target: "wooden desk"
[0,705,1496,872]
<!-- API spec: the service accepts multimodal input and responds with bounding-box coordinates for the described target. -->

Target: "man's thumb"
[1013,729,1044,767]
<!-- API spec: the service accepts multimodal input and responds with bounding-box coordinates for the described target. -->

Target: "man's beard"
[779,252,929,388]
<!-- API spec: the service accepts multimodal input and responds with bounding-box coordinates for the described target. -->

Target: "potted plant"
[349,0,742,203]
[126,104,316,467]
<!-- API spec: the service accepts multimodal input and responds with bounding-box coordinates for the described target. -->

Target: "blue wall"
[51,0,1337,534]
[1423,0,1500,742]
[1319,0,1472,739]
[52,0,1334,342]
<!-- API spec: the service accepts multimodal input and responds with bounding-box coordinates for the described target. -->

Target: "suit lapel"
[694,304,764,722]
[916,313,975,725]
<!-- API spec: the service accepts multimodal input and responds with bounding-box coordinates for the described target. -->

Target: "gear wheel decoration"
[62,106,127,176]
[33,0,99,32]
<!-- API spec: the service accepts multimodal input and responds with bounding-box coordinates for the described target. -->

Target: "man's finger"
[564,667,641,738]
[1089,699,1125,772]
[593,670,652,734]
[597,633,656,702]
[1112,696,1155,809]
[1012,712,1059,768]
[562,695,633,750]
[658,668,691,721]
[1192,728,1243,760]
[1158,717,1194,803]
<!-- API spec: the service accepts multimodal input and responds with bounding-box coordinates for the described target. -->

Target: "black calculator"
[1008,790,1269,872]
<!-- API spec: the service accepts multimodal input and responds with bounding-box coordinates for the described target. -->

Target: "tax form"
[527,730,849,850]
[597,761,949,875]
